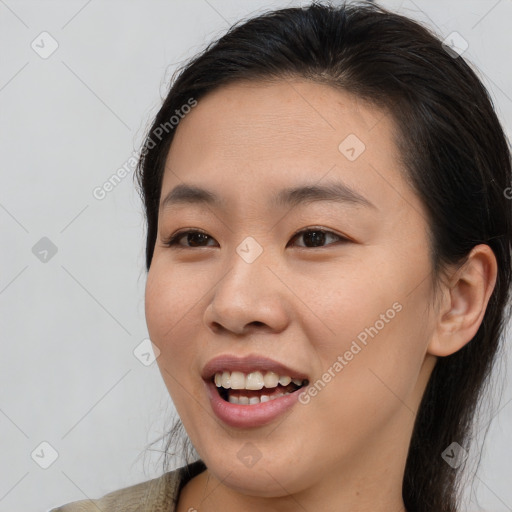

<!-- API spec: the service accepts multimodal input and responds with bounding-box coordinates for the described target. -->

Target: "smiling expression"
[144,78,439,500]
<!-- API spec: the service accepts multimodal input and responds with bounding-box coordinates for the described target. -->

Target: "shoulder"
[48,460,207,512]
[48,472,175,512]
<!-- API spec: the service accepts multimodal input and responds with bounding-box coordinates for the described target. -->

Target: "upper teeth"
[214,371,304,390]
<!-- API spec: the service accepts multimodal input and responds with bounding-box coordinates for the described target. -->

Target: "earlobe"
[427,244,498,358]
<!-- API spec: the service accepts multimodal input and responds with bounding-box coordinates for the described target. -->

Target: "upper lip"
[201,354,309,382]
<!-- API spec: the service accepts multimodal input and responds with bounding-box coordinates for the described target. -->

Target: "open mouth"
[212,376,309,405]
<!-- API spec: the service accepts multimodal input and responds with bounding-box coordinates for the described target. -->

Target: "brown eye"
[163,227,349,250]
[163,230,217,248]
[288,228,349,248]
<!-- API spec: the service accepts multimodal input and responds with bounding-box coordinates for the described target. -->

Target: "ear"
[427,244,498,357]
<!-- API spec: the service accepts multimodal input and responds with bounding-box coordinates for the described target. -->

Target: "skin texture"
[144,79,497,512]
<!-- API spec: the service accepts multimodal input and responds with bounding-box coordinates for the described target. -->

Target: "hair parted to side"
[135,2,512,511]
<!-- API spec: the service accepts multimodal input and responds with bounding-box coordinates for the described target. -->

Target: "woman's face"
[145,79,439,502]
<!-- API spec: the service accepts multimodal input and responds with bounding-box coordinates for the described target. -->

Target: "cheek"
[144,268,170,345]
[144,260,209,384]
[145,262,196,346]
[307,308,427,460]
[298,258,395,352]
[306,251,433,419]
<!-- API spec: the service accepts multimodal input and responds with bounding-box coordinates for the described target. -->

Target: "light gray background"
[1,1,511,511]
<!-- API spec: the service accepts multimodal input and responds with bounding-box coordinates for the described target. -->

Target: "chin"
[204,451,311,498]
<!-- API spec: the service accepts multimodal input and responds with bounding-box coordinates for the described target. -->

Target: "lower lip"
[204,380,304,428]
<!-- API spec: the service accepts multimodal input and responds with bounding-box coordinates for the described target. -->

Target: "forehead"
[161,79,417,216]
[167,79,392,160]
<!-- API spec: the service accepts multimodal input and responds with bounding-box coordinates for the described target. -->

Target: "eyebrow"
[160,180,376,212]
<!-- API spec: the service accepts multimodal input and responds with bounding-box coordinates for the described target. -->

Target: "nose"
[203,246,290,336]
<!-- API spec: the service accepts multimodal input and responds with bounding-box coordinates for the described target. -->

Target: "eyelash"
[162,227,350,249]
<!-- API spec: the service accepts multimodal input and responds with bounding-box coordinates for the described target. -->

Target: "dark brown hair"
[135,2,512,510]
